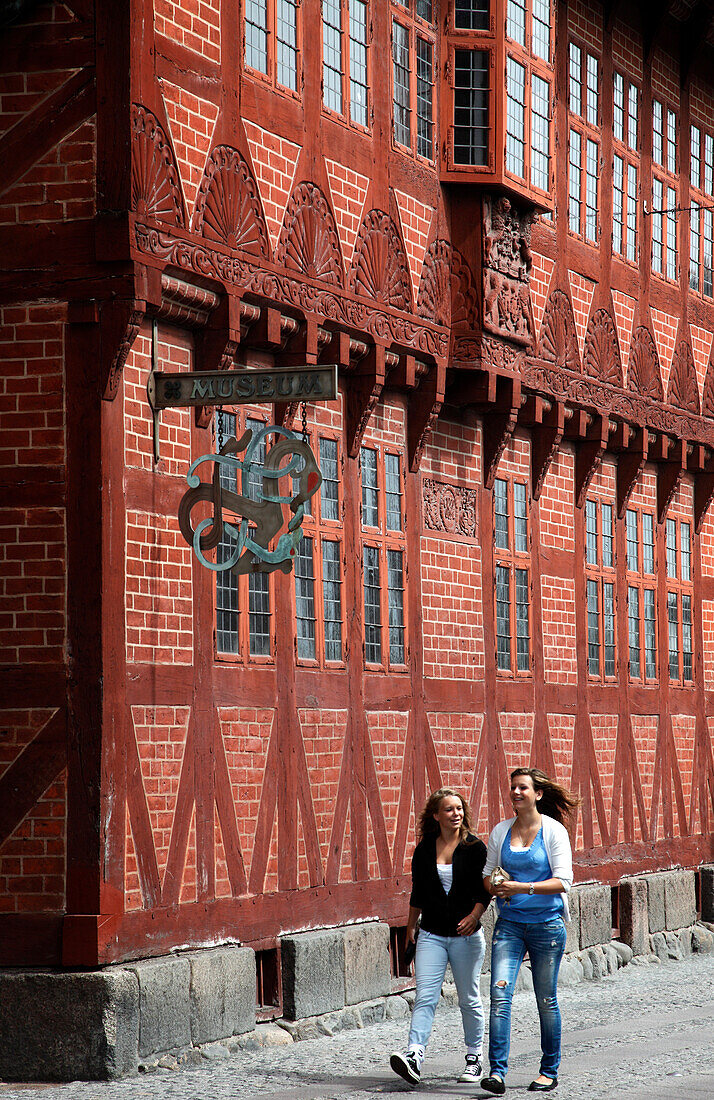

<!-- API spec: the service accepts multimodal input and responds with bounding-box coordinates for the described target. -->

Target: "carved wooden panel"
[422,477,477,536]
[482,195,533,345]
[583,308,622,388]
[537,288,580,371]
[703,358,714,418]
[130,104,185,227]
[193,145,270,257]
[275,181,343,285]
[417,240,479,332]
[349,209,412,312]
[668,340,701,415]
[628,326,664,401]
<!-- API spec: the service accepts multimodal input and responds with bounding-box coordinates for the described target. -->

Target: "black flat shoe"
[480,1076,506,1095]
[527,1078,558,1091]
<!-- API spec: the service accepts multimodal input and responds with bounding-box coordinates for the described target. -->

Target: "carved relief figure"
[482,195,533,345]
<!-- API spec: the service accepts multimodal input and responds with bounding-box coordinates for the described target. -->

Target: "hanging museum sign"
[148,364,338,408]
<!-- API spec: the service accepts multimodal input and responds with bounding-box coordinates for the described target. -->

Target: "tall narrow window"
[568,41,600,242]
[216,411,240,656]
[584,498,616,679]
[323,0,370,126]
[453,49,490,166]
[665,516,694,683]
[688,120,714,299]
[613,71,639,262]
[322,0,343,113]
[349,1,369,125]
[391,2,435,158]
[506,58,526,177]
[245,0,299,92]
[494,477,531,675]
[625,507,657,681]
[652,97,679,281]
[360,445,407,669]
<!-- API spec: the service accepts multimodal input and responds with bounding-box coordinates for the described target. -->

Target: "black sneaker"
[480,1075,506,1095]
[390,1050,421,1085]
[458,1054,482,1082]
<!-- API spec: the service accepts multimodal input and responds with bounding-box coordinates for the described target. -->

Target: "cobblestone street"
[2,953,713,1100]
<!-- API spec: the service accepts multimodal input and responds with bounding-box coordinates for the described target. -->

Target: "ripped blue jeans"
[488,916,566,1080]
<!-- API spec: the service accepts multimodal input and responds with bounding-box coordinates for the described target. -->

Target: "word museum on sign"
[149,365,339,409]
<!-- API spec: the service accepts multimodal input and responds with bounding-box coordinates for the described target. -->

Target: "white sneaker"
[458,1054,482,1082]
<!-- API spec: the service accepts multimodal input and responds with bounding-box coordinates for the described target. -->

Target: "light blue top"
[497,824,564,922]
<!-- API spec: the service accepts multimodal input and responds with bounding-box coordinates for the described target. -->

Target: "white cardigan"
[483,815,573,922]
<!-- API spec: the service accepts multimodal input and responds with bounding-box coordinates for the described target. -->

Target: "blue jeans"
[488,916,567,1080]
[409,929,486,1054]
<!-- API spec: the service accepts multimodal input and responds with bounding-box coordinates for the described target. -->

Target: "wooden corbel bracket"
[273,315,321,429]
[656,437,687,523]
[483,374,522,489]
[345,343,386,458]
[574,412,609,508]
[616,426,649,517]
[407,357,446,473]
[194,292,242,428]
[531,399,565,501]
[99,297,147,401]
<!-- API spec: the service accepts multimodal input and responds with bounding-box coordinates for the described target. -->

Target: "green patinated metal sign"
[148,364,338,410]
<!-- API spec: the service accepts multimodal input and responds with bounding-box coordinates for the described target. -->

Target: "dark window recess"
[389,925,414,979]
[256,948,282,1017]
[455,0,490,31]
[611,884,620,936]
[454,49,490,166]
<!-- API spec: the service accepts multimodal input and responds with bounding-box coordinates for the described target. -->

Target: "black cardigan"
[409,833,491,936]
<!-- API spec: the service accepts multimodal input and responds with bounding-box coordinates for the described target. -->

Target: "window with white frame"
[244,0,299,93]
[665,516,693,683]
[688,121,714,296]
[652,97,679,280]
[612,71,639,262]
[322,0,370,127]
[585,498,616,679]
[568,42,599,243]
[625,507,657,682]
[503,0,552,194]
[391,1,435,159]
[494,477,531,675]
[360,446,407,669]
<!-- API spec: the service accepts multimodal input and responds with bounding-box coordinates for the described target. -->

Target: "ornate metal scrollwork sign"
[178,423,322,575]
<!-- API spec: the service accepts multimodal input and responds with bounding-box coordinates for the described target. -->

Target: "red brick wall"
[154,0,221,63]
[567,0,603,53]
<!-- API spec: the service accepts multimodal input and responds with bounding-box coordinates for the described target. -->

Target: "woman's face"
[510,773,541,812]
[433,794,464,833]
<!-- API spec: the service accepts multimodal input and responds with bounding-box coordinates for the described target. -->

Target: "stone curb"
[137,921,714,1071]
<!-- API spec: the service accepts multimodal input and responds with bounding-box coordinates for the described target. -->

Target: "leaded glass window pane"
[453,49,490,167]
[249,571,271,657]
[644,588,656,679]
[494,478,509,550]
[392,19,410,147]
[531,73,550,191]
[416,36,434,160]
[613,73,624,143]
[666,518,677,578]
[585,139,598,242]
[245,0,268,73]
[668,590,679,679]
[585,499,598,565]
[276,0,298,91]
[642,513,654,575]
[320,438,339,521]
[506,0,526,45]
[323,0,343,112]
[586,53,598,126]
[587,577,600,675]
[323,539,343,661]
[361,447,379,527]
[603,582,615,676]
[385,453,402,531]
[363,545,381,663]
[681,522,691,582]
[387,549,405,664]
[682,594,693,681]
[295,536,316,659]
[626,509,638,572]
[514,482,528,553]
[515,567,529,671]
[506,57,526,178]
[349,0,369,127]
[455,0,489,30]
[568,128,581,235]
[628,585,640,678]
[602,503,614,568]
[216,410,240,654]
[569,42,581,116]
[496,564,511,671]
[531,0,550,63]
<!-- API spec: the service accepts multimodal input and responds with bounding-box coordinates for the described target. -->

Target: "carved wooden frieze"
[193,145,270,257]
[131,105,185,227]
[703,359,714,418]
[523,359,714,447]
[275,181,343,285]
[482,195,533,345]
[133,222,450,358]
[417,240,479,332]
[423,477,477,537]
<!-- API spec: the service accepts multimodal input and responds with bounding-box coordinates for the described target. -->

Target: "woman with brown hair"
[480,767,579,1095]
[389,788,491,1087]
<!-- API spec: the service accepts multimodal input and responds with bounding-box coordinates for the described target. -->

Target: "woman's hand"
[406,926,417,945]
[492,879,521,899]
[456,911,482,936]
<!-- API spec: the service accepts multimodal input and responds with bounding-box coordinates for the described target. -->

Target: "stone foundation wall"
[1,868,714,1082]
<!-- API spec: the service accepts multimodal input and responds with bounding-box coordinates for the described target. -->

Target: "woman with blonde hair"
[480,767,579,1095]
[389,787,491,1087]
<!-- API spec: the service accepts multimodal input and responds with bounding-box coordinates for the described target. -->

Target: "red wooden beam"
[616,427,649,517]
[531,399,565,500]
[0,709,66,846]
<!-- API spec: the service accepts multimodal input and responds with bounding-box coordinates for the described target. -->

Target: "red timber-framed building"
[2,0,714,981]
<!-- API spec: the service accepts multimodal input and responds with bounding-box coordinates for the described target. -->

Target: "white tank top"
[436,863,453,893]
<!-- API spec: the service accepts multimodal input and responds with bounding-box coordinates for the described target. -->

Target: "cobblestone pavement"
[2,953,713,1100]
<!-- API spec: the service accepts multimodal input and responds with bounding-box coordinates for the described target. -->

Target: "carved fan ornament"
[131,105,184,226]
[583,309,622,387]
[537,289,580,371]
[668,340,701,414]
[416,241,479,330]
[193,145,270,256]
[275,182,343,284]
[628,326,663,401]
[350,210,412,312]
